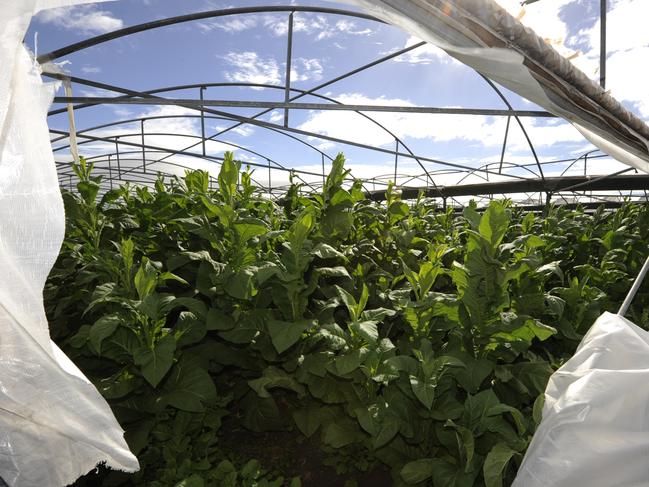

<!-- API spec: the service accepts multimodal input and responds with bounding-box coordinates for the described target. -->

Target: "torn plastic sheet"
[336,0,649,174]
[0,1,139,485]
[513,312,649,486]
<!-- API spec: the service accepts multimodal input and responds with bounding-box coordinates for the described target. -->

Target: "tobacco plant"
[45,153,649,486]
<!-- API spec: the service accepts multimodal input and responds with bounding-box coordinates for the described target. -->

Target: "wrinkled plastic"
[0,1,139,485]
[513,311,649,487]
[337,0,649,173]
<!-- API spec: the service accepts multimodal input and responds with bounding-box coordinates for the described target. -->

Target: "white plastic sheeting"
[513,311,649,487]
[338,0,649,174]
[0,1,139,485]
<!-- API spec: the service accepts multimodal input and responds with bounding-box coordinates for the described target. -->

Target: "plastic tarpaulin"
[513,311,649,487]
[0,1,139,485]
[336,0,649,174]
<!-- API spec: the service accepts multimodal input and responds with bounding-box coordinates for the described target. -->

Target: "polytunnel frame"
[41,2,648,207]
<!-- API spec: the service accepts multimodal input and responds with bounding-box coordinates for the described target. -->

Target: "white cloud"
[37,4,123,35]
[231,125,255,137]
[81,65,101,74]
[392,36,455,65]
[222,51,281,86]
[221,52,324,86]
[297,93,585,151]
[291,58,323,82]
[263,13,373,40]
[198,17,257,34]
[268,110,284,123]
[572,0,649,117]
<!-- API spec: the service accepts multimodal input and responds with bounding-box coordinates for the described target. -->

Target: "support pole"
[393,139,399,185]
[618,254,649,316]
[200,86,206,156]
[115,137,122,178]
[499,116,511,174]
[141,119,146,172]
[283,12,294,128]
[600,0,607,89]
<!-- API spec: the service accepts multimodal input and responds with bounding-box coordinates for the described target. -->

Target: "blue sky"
[29,0,649,195]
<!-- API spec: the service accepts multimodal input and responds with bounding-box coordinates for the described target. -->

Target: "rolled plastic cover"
[0,1,139,486]
[513,311,649,486]
[336,0,649,174]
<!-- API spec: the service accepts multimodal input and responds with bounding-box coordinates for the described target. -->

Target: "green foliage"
[46,153,649,486]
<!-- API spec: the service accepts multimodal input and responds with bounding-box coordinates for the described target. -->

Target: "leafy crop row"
[46,154,649,486]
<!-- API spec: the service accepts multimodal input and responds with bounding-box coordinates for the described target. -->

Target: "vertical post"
[141,119,146,173]
[108,154,113,189]
[584,152,588,176]
[267,159,272,196]
[115,137,122,179]
[321,152,326,187]
[200,86,206,156]
[600,0,607,89]
[393,139,399,186]
[499,116,511,174]
[283,12,294,128]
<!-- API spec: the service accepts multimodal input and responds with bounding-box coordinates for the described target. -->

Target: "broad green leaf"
[479,201,509,247]
[206,308,235,331]
[349,320,379,344]
[317,266,351,279]
[164,360,216,412]
[226,267,257,300]
[174,311,207,347]
[483,443,517,487]
[431,459,478,487]
[462,389,501,432]
[373,420,399,449]
[454,358,494,393]
[89,314,121,354]
[134,258,158,299]
[248,366,305,398]
[448,422,475,472]
[170,297,208,320]
[335,349,363,375]
[175,474,204,487]
[234,222,267,244]
[533,393,545,426]
[487,403,526,435]
[410,374,436,410]
[217,151,240,204]
[138,293,175,321]
[267,319,314,354]
[358,283,369,316]
[323,422,359,448]
[336,286,358,321]
[133,334,176,387]
[292,406,329,438]
[312,243,345,260]
[400,459,435,484]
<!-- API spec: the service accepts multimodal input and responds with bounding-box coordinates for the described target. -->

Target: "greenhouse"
[1,0,649,486]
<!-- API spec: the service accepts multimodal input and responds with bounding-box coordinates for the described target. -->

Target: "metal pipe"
[600,0,607,89]
[618,254,649,316]
[51,96,553,117]
[140,119,146,172]
[283,12,294,128]
[200,86,206,156]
